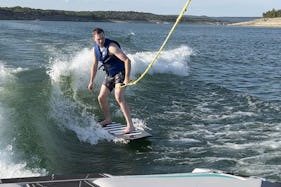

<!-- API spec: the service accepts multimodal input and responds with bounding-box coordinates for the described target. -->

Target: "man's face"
[93,32,105,47]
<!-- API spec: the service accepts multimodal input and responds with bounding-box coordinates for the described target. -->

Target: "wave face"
[47,44,192,145]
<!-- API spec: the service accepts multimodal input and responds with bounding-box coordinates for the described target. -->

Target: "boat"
[0,168,280,187]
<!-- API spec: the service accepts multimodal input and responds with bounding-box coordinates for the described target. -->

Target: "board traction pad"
[103,122,151,140]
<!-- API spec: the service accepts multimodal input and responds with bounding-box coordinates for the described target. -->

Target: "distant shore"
[0,6,224,24]
[229,17,281,28]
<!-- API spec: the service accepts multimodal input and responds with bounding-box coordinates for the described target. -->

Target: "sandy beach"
[229,17,281,28]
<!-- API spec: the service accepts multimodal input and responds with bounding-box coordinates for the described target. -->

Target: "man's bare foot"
[98,119,112,127]
[123,126,135,134]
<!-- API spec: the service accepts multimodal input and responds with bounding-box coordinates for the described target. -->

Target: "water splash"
[47,46,190,144]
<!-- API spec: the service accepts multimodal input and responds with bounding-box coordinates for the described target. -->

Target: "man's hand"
[88,82,94,91]
[123,78,130,85]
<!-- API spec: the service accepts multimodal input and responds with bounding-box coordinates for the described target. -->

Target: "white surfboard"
[102,122,152,140]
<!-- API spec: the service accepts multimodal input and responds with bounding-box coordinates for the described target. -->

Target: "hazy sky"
[0,0,280,17]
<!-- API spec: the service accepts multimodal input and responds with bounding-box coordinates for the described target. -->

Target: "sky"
[0,0,280,17]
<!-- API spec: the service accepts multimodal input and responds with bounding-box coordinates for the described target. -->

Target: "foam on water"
[47,48,96,88]
[47,48,114,144]
[148,79,281,180]
[48,85,150,144]
[0,143,47,179]
[0,62,27,86]
[0,63,48,178]
[48,45,192,85]
[129,45,192,78]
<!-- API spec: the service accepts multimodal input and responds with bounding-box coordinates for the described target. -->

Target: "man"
[88,28,134,134]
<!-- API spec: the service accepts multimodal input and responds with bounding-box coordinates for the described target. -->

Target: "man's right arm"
[88,53,98,91]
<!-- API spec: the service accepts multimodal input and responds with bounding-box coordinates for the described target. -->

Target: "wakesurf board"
[102,122,151,140]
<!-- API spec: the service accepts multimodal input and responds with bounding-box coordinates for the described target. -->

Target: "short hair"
[93,28,104,35]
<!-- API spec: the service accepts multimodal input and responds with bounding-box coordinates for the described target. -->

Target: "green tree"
[263,9,281,18]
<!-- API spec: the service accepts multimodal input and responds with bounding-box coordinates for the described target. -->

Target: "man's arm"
[109,43,131,84]
[88,52,99,91]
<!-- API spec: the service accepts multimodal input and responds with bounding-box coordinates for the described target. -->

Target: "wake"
[47,45,193,144]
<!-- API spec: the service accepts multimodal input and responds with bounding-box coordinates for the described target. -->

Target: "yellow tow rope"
[119,0,192,88]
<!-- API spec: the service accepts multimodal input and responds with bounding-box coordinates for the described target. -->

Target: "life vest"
[94,38,125,76]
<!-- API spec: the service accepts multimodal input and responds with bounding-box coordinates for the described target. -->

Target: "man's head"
[92,28,105,47]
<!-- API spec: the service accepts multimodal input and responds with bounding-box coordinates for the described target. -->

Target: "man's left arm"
[109,43,131,84]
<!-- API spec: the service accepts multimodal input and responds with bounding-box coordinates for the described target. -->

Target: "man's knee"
[115,93,124,104]
[98,94,106,103]
[115,95,121,104]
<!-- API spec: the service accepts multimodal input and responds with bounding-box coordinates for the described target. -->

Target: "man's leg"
[115,85,134,133]
[98,85,112,126]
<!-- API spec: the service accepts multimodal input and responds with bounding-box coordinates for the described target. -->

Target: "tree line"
[263,9,281,18]
[0,6,222,24]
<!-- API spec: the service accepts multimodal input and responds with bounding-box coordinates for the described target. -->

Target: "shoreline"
[0,6,223,24]
[229,17,281,28]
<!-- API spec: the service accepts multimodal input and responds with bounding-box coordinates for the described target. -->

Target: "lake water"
[0,20,281,182]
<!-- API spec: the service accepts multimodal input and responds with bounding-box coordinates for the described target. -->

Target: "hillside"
[0,6,223,24]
